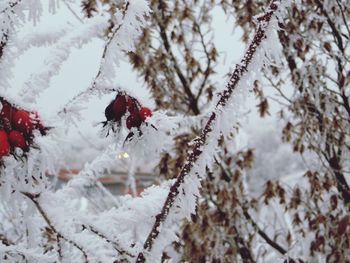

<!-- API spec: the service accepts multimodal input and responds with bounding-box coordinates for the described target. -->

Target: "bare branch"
[155,0,200,115]
[314,0,345,54]
[335,0,350,39]
[232,224,256,263]
[194,22,213,101]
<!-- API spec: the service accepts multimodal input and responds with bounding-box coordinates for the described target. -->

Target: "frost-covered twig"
[82,224,135,258]
[22,192,89,263]
[0,0,21,60]
[241,209,289,256]
[314,0,344,53]
[61,0,84,24]
[0,244,53,262]
[136,1,288,261]
[57,1,131,116]
[20,15,110,103]
[0,33,8,60]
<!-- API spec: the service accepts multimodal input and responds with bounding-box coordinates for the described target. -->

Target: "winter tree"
[0,0,349,262]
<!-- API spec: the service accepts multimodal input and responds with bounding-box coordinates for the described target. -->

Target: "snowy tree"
[2,0,348,262]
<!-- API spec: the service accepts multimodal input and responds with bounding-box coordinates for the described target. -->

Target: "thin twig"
[58,1,130,116]
[335,0,350,39]
[314,0,345,53]
[232,224,256,263]
[0,32,9,60]
[22,192,89,263]
[61,0,84,24]
[155,0,200,115]
[194,22,213,101]
[82,224,135,258]
[0,0,20,60]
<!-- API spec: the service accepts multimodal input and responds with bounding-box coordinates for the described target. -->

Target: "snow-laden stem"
[81,224,135,258]
[0,32,8,60]
[22,192,89,263]
[61,0,84,24]
[0,0,21,60]
[57,1,131,117]
[136,1,286,261]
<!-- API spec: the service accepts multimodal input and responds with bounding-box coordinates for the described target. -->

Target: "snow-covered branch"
[22,192,89,262]
[58,0,150,120]
[136,1,290,261]
[19,15,110,103]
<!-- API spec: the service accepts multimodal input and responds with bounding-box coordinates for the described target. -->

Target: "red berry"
[0,101,15,122]
[105,101,115,121]
[127,97,139,113]
[0,130,10,157]
[8,130,27,151]
[12,110,33,134]
[113,95,127,120]
[126,112,142,129]
[139,107,152,121]
[127,97,134,108]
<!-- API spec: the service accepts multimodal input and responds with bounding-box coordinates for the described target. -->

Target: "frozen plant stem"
[58,1,130,116]
[82,224,135,258]
[0,33,8,60]
[61,0,84,24]
[0,0,22,58]
[22,192,89,263]
[136,1,286,262]
[155,0,200,115]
